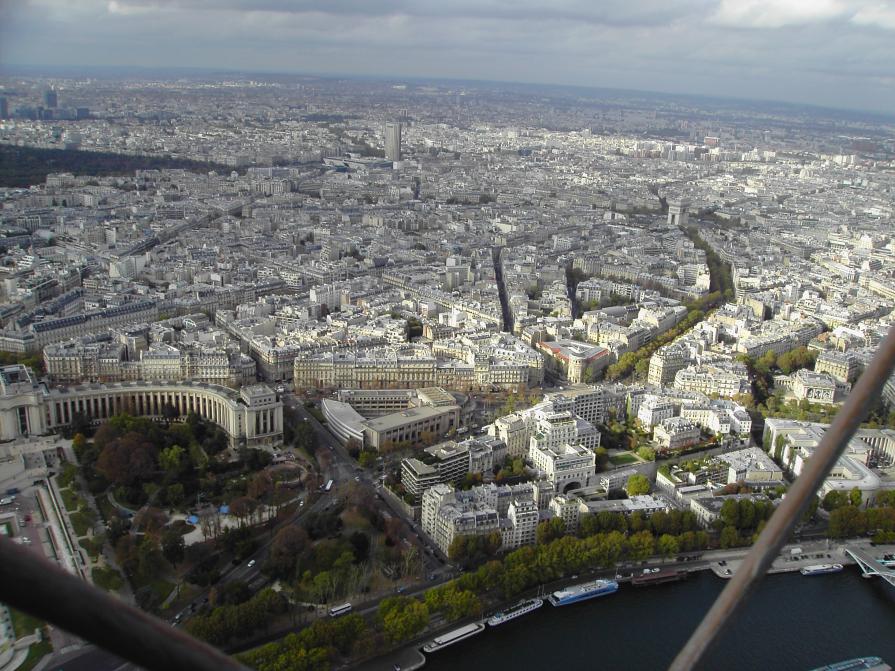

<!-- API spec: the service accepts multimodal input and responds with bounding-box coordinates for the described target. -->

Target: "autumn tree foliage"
[97,431,158,487]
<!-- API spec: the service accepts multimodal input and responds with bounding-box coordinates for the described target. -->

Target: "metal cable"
[669,323,895,671]
[0,537,250,671]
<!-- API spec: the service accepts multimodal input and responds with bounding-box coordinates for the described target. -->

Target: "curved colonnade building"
[1,364,283,448]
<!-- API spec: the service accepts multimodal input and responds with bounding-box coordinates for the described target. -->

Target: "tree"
[159,444,184,473]
[625,474,651,496]
[379,597,429,644]
[536,518,567,545]
[849,487,863,508]
[636,446,656,461]
[97,432,159,488]
[828,505,866,538]
[71,432,88,455]
[448,533,501,569]
[446,588,481,621]
[626,530,654,560]
[800,495,819,525]
[738,499,756,530]
[822,490,848,512]
[345,437,362,458]
[188,443,209,471]
[266,525,309,578]
[777,347,817,375]
[719,525,741,549]
[229,496,257,527]
[875,491,895,508]
[348,531,371,562]
[401,545,420,578]
[594,447,609,470]
[773,434,786,463]
[134,507,168,534]
[657,534,679,557]
[247,472,273,501]
[136,535,165,581]
[161,527,186,566]
[165,483,185,508]
[719,499,740,528]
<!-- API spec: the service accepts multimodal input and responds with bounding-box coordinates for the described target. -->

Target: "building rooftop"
[716,447,780,474]
[362,404,458,432]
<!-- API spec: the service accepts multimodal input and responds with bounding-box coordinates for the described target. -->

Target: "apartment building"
[673,363,750,398]
[653,417,701,452]
[648,343,690,387]
[528,441,595,493]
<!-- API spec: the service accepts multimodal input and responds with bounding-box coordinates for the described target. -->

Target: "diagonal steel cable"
[670,323,895,671]
[0,537,249,671]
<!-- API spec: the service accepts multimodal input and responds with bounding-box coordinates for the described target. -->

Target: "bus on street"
[329,603,352,617]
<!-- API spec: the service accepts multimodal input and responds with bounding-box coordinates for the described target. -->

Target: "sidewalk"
[708,539,850,579]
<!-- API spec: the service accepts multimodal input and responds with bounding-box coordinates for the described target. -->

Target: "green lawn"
[144,578,176,606]
[95,493,118,523]
[17,637,52,671]
[92,566,124,592]
[69,510,94,537]
[609,452,639,466]
[10,609,44,639]
[59,487,85,513]
[130,575,176,612]
[79,536,105,559]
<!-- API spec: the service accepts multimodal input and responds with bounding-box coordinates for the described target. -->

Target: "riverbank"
[420,569,895,671]
[353,539,895,671]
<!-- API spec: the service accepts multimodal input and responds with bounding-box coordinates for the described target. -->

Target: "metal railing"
[0,537,249,671]
[670,323,895,670]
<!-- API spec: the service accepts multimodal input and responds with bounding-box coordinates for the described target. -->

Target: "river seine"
[423,569,895,671]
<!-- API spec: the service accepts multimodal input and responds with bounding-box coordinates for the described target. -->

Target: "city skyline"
[2,0,895,114]
[1,8,894,668]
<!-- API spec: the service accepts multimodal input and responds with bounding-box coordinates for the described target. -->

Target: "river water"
[423,569,895,671]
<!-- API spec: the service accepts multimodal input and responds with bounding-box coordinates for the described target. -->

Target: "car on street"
[247,559,256,568]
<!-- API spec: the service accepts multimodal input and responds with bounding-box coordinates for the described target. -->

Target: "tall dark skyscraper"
[0,97,8,119]
[44,89,58,108]
[385,121,402,162]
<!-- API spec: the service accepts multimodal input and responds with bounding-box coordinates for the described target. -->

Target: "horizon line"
[1,61,894,121]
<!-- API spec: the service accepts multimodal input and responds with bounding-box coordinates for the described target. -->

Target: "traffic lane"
[177,516,297,611]
[282,397,361,482]
[194,488,336,599]
[283,396,344,451]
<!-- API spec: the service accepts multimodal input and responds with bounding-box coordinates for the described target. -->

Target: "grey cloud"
[2,0,894,113]
[106,0,718,27]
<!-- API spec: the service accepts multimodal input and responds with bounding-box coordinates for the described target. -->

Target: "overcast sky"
[1,0,894,113]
